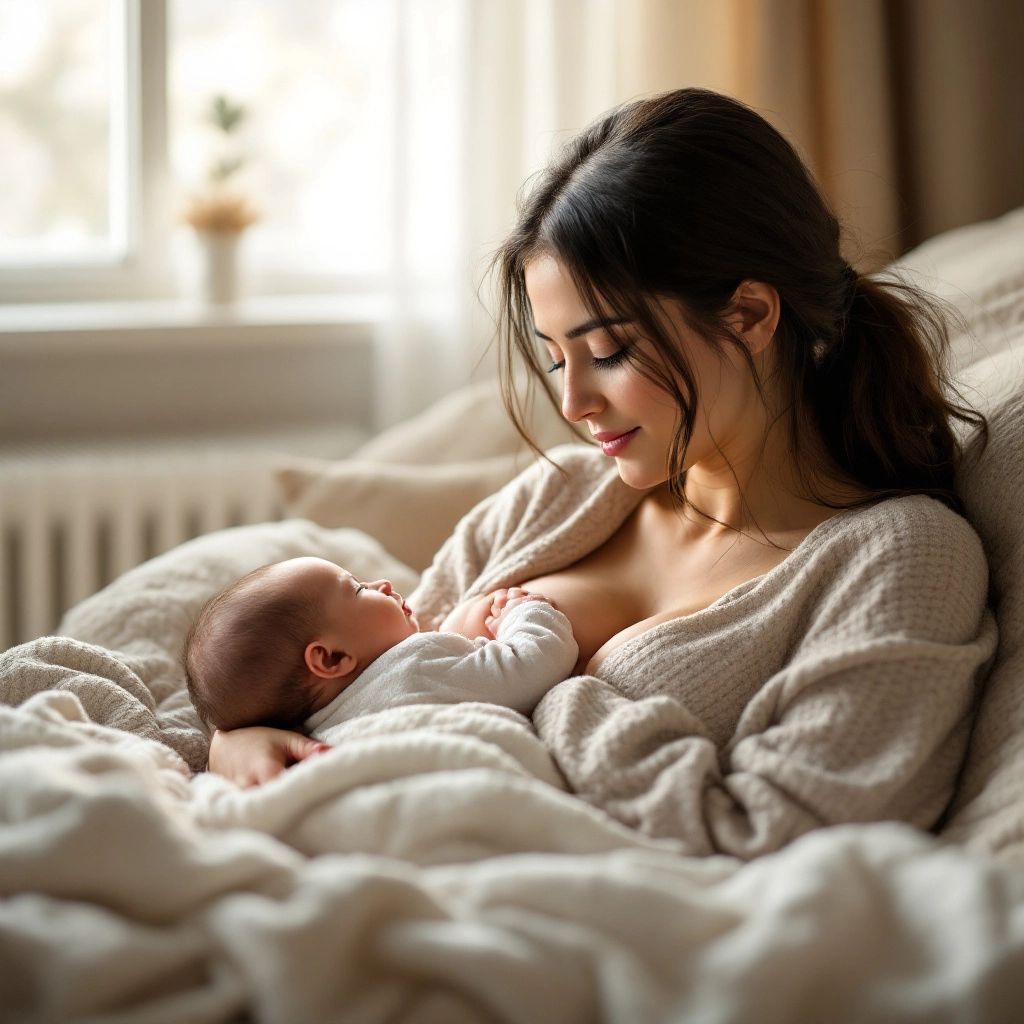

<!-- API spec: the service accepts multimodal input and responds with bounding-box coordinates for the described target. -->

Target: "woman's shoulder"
[805,492,989,606]
[496,442,617,506]
[472,442,640,560]
[824,493,984,558]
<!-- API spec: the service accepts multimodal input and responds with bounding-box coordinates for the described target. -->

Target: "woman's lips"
[594,428,639,456]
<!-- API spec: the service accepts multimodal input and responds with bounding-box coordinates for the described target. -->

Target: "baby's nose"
[371,579,392,595]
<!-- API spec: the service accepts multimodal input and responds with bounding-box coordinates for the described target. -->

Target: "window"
[0,0,403,303]
[170,0,395,280]
[0,0,129,266]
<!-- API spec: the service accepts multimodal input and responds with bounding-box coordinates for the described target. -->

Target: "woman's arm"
[533,511,998,859]
[208,727,331,787]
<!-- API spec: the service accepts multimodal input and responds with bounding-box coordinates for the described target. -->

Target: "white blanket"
[2,520,1023,1022]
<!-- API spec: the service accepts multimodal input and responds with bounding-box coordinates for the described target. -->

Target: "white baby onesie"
[305,601,577,740]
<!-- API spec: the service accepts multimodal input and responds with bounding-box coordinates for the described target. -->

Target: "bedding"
[4,519,1023,1022]
[3,206,1024,1021]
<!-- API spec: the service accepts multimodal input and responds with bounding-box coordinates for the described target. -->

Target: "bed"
[2,207,1024,1023]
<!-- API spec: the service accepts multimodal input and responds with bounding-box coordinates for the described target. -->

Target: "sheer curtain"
[375,0,622,430]
[377,0,1023,428]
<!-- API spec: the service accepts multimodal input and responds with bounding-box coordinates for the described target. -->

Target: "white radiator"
[0,429,364,651]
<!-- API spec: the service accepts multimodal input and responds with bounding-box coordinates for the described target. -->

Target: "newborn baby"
[183,556,578,738]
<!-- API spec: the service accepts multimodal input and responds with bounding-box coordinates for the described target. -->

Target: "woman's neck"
[658,423,864,542]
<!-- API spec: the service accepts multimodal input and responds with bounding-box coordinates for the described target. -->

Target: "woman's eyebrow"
[534,316,632,342]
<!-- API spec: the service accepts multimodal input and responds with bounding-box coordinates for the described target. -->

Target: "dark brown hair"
[182,563,320,732]
[490,87,986,529]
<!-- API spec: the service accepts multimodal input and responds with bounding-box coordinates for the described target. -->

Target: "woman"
[210,88,996,859]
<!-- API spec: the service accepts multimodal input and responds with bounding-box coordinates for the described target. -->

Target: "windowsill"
[0,293,386,354]
[2,293,381,443]
[0,422,370,463]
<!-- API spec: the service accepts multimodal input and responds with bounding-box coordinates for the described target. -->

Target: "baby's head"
[183,556,419,732]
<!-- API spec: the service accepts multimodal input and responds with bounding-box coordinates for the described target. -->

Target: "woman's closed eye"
[546,346,632,374]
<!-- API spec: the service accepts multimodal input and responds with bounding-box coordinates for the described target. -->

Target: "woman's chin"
[613,460,668,491]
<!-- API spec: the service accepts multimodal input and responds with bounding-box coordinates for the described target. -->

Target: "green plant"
[206,95,247,185]
[183,94,259,233]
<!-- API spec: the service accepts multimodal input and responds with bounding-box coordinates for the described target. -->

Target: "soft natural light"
[0,0,125,262]
[170,0,396,276]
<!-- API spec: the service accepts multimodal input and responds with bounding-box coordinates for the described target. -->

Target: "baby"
[183,556,577,739]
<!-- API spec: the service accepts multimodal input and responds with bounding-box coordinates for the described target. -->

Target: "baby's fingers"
[491,587,531,615]
[502,594,551,615]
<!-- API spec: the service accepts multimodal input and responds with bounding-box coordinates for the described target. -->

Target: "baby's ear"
[305,641,356,678]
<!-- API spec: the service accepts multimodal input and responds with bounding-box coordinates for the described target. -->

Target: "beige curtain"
[610,0,1024,272]
[386,0,1022,422]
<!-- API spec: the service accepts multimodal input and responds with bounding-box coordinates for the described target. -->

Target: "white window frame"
[0,0,386,306]
[0,0,162,303]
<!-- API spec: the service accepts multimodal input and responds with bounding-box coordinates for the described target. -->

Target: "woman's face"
[524,254,760,491]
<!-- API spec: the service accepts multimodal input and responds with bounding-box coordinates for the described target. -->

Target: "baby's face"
[280,557,418,648]
[264,558,419,710]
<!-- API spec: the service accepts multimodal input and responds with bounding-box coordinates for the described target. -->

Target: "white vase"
[196,230,243,304]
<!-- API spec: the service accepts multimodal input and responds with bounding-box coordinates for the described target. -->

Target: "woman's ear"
[304,641,357,679]
[726,280,779,355]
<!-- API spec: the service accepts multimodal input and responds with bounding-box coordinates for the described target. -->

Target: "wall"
[0,305,376,449]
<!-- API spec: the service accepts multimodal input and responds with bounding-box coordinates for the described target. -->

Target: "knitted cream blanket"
[411,445,999,859]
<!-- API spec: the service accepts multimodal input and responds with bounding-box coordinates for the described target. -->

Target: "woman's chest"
[519,507,795,675]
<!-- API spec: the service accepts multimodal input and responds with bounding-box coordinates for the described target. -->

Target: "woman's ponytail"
[802,267,987,515]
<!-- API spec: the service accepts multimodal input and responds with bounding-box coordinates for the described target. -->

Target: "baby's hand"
[441,591,510,641]
[484,587,555,637]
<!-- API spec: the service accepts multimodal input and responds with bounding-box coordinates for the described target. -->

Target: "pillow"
[353,378,578,465]
[940,344,1024,859]
[276,454,531,573]
[886,205,1024,372]
[274,377,582,569]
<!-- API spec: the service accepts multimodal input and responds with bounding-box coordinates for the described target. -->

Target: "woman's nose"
[560,366,602,423]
